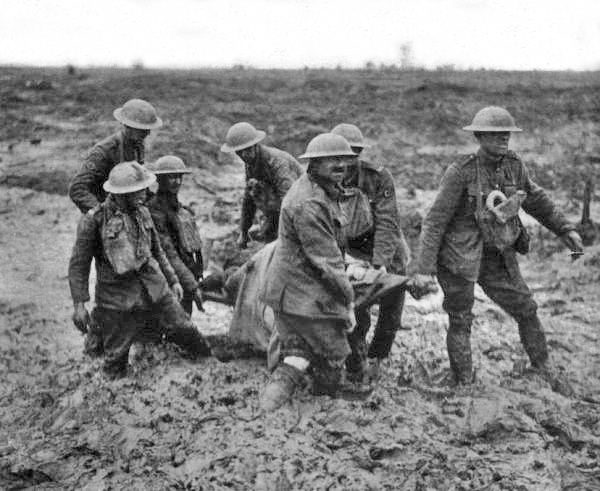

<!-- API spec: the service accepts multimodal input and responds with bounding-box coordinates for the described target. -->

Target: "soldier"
[412,107,583,388]
[146,156,204,315]
[220,122,303,248]
[259,133,357,411]
[69,161,211,379]
[69,98,162,214]
[331,123,411,383]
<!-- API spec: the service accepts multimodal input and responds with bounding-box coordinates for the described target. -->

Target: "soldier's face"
[158,174,182,195]
[313,156,346,185]
[124,126,151,144]
[117,189,148,211]
[236,145,257,164]
[476,132,511,157]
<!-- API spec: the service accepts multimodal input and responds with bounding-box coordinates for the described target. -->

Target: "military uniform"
[415,149,575,382]
[344,159,411,372]
[69,131,145,213]
[147,192,203,315]
[240,145,303,242]
[261,173,353,388]
[69,195,208,377]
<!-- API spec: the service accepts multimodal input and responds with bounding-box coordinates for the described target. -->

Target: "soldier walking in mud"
[68,161,211,379]
[69,98,162,213]
[412,106,583,389]
[220,122,302,247]
[259,133,357,411]
[331,123,411,383]
[146,156,204,315]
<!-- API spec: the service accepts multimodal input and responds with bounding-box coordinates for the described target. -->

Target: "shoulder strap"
[475,155,483,213]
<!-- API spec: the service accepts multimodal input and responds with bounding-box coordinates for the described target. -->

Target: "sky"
[1,0,600,70]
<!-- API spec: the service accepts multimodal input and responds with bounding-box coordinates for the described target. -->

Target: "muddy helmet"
[330,123,369,148]
[103,161,156,194]
[298,133,357,159]
[146,155,191,175]
[462,106,522,132]
[220,122,266,153]
[113,99,163,130]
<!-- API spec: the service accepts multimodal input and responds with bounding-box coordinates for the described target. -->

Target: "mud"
[1,67,600,490]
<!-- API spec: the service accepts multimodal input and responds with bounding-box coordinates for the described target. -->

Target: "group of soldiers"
[67,98,584,410]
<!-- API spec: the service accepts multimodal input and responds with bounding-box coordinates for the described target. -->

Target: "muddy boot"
[366,357,382,384]
[534,361,575,398]
[447,322,474,385]
[260,363,305,411]
[517,314,549,369]
[84,329,104,358]
[311,362,345,397]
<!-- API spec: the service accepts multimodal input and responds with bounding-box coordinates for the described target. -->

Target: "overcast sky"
[2,0,599,70]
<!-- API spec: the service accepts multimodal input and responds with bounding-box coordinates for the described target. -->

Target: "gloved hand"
[346,302,357,333]
[561,230,584,257]
[193,287,205,312]
[72,302,90,334]
[172,282,184,302]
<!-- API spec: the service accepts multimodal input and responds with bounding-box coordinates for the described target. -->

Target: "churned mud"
[1,67,600,490]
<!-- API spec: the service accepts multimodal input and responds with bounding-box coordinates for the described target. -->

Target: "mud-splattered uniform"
[69,131,145,213]
[260,173,353,386]
[414,149,575,382]
[68,196,208,377]
[147,191,203,315]
[344,160,411,374]
[240,145,303,242]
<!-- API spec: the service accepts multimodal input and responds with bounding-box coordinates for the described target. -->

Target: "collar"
[308,173,343,200]
[477,147,505,169]
[156,190,180,210]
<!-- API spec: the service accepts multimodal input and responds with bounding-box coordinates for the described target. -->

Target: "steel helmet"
[113,99,163,130]
[330,123,369,148]
[298,133,357,159]
[146,155,191,175]
[220,122,266,153]
[462,106,522,132]
[103,161,156,194]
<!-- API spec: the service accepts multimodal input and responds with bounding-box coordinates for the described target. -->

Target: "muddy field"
[1,67,600,490]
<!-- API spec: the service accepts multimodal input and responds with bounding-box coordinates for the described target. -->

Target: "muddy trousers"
[346,290,406,374]
[91,294,208,378]
[437,250,548,383]
[276,311,350,394]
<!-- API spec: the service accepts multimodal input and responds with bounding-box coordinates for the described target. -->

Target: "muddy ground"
[1,67,600,490]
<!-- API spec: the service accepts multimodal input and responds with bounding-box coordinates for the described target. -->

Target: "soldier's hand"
[409,274,438,299]
[237,231,249,249]
[172,282,184,302]
[374,265,387,274]
[561,231,584,256]
[72,303,90,334]
[193,287,205,312]
[346,302,357,333]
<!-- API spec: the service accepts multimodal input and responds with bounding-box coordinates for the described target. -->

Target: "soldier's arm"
[150,224,179,287]
[371,168,403,268]
[69,147,110,213]
[239,190,256,238]
[520,163,575,236]
[68,213,98,304]
[150,207,200,293]
[415,163,466,275]
[293,201,354,305]
[271,157,302,200]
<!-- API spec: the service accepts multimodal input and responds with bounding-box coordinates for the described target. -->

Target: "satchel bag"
[474,158,526,252]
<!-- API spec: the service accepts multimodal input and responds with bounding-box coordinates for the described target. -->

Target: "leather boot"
[260,363,305,411]
[516,314,549,368]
